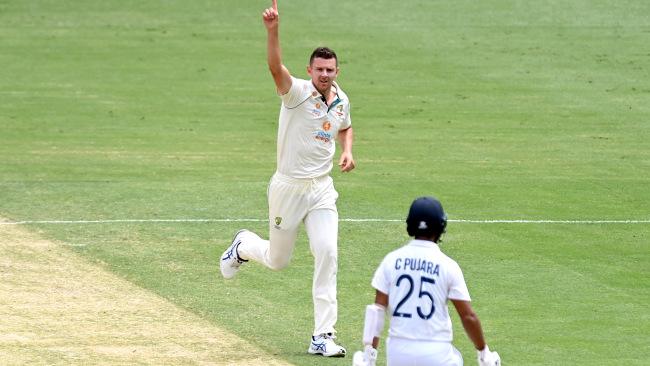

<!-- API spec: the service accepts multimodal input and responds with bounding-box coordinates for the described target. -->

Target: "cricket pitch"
[0,219,292,366]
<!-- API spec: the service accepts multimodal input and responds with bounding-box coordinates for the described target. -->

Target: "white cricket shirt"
[371,240,471,342]
[277,76,352,179]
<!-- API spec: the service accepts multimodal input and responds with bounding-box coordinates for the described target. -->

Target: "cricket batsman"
[352,197,501,366]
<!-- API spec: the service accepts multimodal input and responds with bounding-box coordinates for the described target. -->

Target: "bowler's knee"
[312,239,337,261]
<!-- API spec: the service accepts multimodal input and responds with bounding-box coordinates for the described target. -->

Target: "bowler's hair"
[309,47,338,66]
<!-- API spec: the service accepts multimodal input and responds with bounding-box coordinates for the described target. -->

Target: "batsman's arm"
[451,299,487,351]
[352,290,388,366]
[263,0,291,94]
[371,290,388,348]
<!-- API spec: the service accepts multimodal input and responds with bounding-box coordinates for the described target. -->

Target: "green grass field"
[1,0,649,365]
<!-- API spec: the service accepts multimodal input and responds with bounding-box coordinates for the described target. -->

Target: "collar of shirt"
[310,82,342,110]
[409,239,441,251]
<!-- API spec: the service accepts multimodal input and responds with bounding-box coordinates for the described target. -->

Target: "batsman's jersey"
[371,240,471,342]
[277,77,352,179]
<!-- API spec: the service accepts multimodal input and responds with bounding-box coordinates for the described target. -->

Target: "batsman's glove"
[352,345,377,366]
[477,345,501,366]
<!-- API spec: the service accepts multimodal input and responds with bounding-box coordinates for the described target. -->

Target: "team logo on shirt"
[315,103,321,109]
[274,216,282,229]
[335,104,344,117]
[322,121,331,131]
[314,130,333,143]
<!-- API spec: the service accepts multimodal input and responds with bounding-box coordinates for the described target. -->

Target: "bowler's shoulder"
[281,77,313,100]
[291,76,308,84]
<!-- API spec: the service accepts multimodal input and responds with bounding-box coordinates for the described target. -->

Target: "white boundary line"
[1,218,649,225]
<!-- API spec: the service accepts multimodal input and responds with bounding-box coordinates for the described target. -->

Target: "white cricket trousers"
[386,337,463,366]
[237,172,339,336]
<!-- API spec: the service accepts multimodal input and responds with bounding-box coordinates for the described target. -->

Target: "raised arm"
[262,0,292,94]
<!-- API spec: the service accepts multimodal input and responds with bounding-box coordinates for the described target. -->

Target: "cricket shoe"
[220,230,249,279]
[308,333,346,357]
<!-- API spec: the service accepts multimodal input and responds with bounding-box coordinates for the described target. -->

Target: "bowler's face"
[308,57,339,94]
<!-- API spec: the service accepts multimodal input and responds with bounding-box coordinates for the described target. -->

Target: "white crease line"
[451,219,650,224]
[1,218,649,225]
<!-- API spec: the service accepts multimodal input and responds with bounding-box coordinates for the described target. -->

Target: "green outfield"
[1,0,649,365]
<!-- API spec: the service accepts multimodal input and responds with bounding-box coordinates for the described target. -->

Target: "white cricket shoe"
[308,333,346,357]
[220,230,249,279]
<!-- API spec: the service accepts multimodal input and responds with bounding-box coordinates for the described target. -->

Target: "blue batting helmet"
[406,196,447,239]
